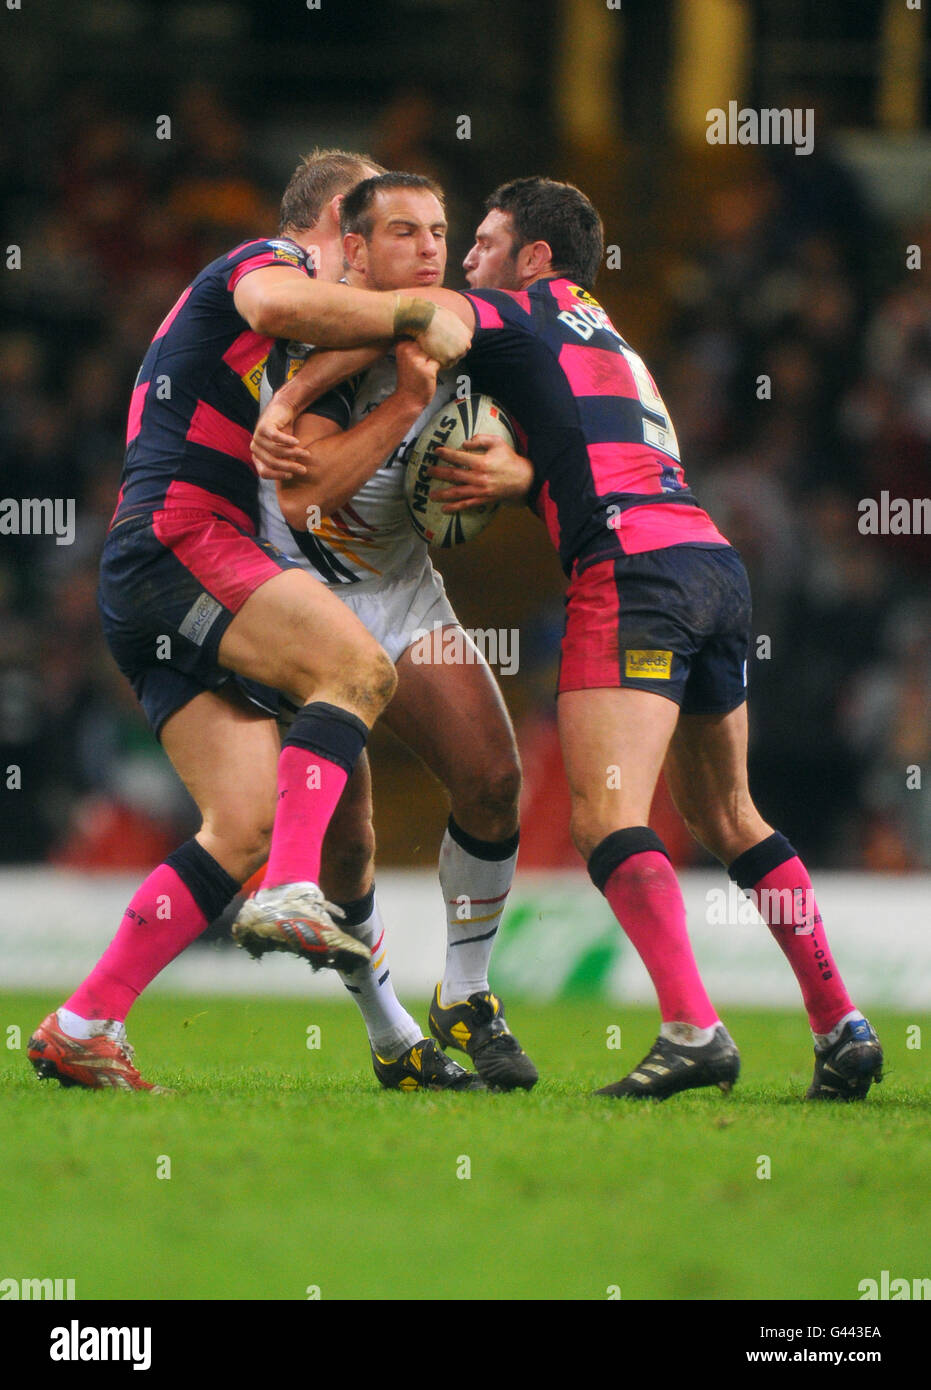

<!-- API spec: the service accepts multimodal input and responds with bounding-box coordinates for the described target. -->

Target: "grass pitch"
[0,993,927,1302]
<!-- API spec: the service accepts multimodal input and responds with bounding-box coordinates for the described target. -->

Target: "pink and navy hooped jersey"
[113,238,315,533]
[463,278,728,575]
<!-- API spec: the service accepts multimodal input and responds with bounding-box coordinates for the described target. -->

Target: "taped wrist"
[393,294,436,336]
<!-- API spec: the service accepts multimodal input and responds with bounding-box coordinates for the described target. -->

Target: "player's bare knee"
[453,758,521,838]
[490,756,522,815]
[331,645,397,721]
[368,647,398,707]
[202,818,271,883]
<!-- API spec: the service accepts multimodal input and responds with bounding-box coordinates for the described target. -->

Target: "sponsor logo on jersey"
[624,649,673,679]
[268,240,304,267]
[241,353,269,400]
[568,284,602,310]
[282,340,312,383]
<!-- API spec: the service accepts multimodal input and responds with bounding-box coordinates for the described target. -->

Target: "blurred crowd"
[655,140,931,870]
[0,84,282,865]
[1,81,928,870]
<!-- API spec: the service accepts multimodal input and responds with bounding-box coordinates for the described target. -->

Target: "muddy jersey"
[258,343,456,585]
[113,237,315,533]
[462,277,728,575]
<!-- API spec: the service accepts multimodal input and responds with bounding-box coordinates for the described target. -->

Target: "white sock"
[660,1021,721,1047]
[813,1008,865,1051]
[57,1008,124,1042]
[439,819,519,1007]
[335,891,422,1059]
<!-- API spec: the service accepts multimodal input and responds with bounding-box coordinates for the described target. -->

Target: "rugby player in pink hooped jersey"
[259,177,884,1102]
[426,177,884,1100]
[26,150,471,1092]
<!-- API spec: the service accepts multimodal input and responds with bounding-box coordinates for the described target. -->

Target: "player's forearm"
[278,392,426,523]
[250,279,439,349]
[277,346,385,417]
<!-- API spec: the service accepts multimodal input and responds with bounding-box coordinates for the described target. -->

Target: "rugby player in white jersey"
[254,173,537,1091]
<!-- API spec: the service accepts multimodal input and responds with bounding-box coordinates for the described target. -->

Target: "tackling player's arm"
[397,286,476,329]
[233,267,472,365]
[276,340,439,523]
[414,288,534,509]
[252,286,478,479]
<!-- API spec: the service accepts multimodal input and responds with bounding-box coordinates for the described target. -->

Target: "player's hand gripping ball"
[404,394,515,547]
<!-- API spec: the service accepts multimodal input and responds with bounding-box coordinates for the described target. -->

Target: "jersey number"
[618,345,681,464]
[557,308,682,463]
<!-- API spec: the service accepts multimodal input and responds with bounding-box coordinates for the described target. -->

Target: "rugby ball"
[404,394,515,547]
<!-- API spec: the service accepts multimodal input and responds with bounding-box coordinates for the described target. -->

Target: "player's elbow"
[243,296,291,338]
[278,450,349,524]
[277,481,326,531]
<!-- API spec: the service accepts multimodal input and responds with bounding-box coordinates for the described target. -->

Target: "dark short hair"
[484,177,604,289]
[340,172,445,240]
[278,149,384,234]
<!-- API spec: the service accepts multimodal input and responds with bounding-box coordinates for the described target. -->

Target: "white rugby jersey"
[258,342,455,586]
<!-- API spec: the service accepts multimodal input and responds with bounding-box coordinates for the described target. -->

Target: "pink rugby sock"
[603,848,719,1027]
[263,702,368,890]
[263,747,349,888]
[732,843,854,1035]
[65,863,216,1022]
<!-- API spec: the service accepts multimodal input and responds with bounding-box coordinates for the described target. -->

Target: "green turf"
[0,993,927,1301]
